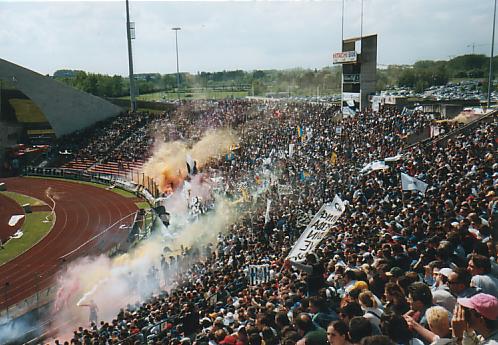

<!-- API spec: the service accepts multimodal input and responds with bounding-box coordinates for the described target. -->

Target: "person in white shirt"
[468,255,498,299]
[359,291,384,330]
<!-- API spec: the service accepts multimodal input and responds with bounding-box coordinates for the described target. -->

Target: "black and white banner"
[287,195,345,262]
[249,264,271,285]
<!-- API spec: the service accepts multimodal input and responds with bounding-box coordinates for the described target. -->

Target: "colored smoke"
[142,128,238,193]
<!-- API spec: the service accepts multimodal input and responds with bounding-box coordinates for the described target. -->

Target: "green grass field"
[135,201,151,209]
[0,191,46,206]
[0,211,54,266]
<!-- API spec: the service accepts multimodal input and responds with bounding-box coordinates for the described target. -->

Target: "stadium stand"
[41,100,497,345]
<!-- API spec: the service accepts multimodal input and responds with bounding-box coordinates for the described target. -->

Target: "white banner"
[289,143,295,158]
[249,264,271,285]
[287,195,345,262]
[264,199,272,224]
[360,160,389,174]
[401,172,428,195]
[384,154,403,162]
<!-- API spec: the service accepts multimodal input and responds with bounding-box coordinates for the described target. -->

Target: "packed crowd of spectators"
[55,111,156,163]
[58,99,497,345]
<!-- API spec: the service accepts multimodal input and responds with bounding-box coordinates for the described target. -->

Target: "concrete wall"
[0,59,123,137]
[359,35,377,110]
[341,34,377,111]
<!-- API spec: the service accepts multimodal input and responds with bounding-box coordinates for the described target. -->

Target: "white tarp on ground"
[287,195,345,262]
[8,215,24,226]
[10,229,23,239]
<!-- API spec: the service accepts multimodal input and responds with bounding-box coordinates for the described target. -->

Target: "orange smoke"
[142,128,238,194]
[159,167,185,194]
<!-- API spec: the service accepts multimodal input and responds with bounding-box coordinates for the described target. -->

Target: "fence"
[23,166,161,203]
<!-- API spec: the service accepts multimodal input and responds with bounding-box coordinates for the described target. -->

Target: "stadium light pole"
[172,27,181,100]
[487,0,497,109]
[125,0,137,112]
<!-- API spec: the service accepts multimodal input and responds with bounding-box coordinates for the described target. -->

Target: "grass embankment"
[0,191,54,266]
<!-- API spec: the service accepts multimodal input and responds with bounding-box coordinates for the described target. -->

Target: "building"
[0,58,123,170]
[333,34,377,114]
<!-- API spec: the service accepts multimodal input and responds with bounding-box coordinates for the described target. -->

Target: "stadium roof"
[343,33,377,44]
[0,58,122,137]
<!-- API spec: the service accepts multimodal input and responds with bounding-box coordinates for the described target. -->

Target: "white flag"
[360,160,389,174]
[289,143,295,158]
[401,172,428,195]
[186,154,196,175]
[287,195,345,262]
[264,199,272,224]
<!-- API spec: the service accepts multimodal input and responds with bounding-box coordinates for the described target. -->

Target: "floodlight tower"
[488,0,497,109]
[126,0,137,112]
[172,27,181,100]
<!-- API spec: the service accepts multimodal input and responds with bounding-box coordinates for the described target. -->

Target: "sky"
[0,0,493,76]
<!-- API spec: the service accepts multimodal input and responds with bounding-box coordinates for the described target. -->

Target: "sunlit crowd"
[58,99,497,345]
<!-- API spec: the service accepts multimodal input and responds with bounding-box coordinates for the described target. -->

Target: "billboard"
[333,51,357,64]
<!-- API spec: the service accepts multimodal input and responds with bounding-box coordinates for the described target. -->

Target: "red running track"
[0,193,24,243]
[0,177,138,310]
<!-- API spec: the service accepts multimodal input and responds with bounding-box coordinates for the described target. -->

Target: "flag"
[289,143,295,158]
[306,127,313,140]
[401,172,428,195]
[186,155,197,175]
[241,188,249,202]
[264,199,272,224]
[299,171,311,181]
[297,126,303,138]
[330,151,338,166]
[249,264,271,285]
[360,160,389,174]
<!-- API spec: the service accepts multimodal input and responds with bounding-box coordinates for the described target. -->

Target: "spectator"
[327,320,352,345]
[408,283,434,327]
[451,293,498,345]
[448,267,480,298]
[349,317,373,345]
[468,255,498,298]
[294,313,328,345]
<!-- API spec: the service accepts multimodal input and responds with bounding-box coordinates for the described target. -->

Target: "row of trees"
[54,67,343,98]
[53,54,496,98]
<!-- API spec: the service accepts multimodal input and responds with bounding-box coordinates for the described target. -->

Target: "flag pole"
[400,174,406,208]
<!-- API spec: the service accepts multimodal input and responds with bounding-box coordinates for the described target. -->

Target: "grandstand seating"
[87,160,145,176]
[60,159,95,171]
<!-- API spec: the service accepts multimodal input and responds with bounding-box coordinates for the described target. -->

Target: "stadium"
[1,1,498,345]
